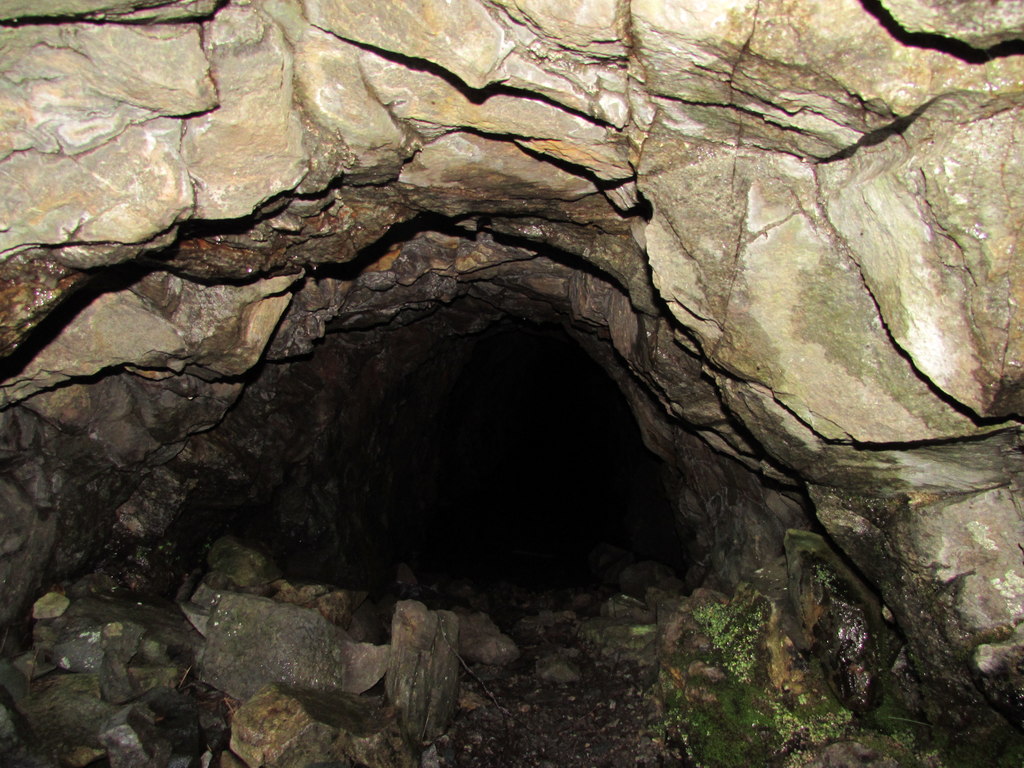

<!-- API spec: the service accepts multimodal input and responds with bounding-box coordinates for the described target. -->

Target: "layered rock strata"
[0,0,1022,746]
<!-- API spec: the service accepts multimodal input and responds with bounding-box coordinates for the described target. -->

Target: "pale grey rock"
[972,624,1024,729]
[183,3,309,219]
[639,134,979,444]
[358,46,630,179]
[455,611,520,666]
[821,101,1024,419]
[814,485,1024,727]
[490,0,627,56]
[399,132,597,201]
[309,0,629,126]
[163,274,298,377]
[201,591,352,700]
[0,0,219,22]
[32,591,70,620]
[880,0,1024,49]
[716,374,1019,492]
[304,0,513,90]
[893,488,1024,634]
[490,37,630,128]
[207,535,281,588]
[338,641,389,695]
[0,118,193,257]
[291,29,413,179]
[0,286,184,406]
[630,0,1024,156]
[386,600,459,743]
[199,584,386,696]
[0,272,296,406]
[0,23,214,160]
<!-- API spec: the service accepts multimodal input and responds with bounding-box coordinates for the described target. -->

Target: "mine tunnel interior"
[418,321,683,588]
[6,0,1024,762]
[159,306,689,596]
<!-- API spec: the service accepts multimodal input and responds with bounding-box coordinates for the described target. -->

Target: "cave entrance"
[416,320,682,589]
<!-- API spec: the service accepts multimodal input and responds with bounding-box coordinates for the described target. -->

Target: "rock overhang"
[1,0,1024,746]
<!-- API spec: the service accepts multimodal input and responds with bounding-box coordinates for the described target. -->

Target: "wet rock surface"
[0,0,1023,754]
[785,530,897,713]
[2,538,1018,767]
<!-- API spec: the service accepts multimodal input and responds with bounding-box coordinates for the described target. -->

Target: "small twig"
[176,664,192,690]
[438,624,515,722]
[223,695,241,721]
[884,715,932,728]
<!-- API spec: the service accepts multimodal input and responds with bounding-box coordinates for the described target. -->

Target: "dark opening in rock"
[4,0,1024,762]
[419,322,681,587]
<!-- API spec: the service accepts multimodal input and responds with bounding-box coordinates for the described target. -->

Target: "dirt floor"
[422,581,679,768]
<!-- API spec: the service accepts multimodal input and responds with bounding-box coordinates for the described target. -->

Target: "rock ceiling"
[1,0,1023,740]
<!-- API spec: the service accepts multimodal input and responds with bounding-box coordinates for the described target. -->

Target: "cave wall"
[1,0,1024,737]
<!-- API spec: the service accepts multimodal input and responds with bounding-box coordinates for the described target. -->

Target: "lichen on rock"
[0,0,1024,760]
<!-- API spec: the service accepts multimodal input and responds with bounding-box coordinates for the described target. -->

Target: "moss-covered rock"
[785,529,899,713]
[656,587,855,766]
[651,584,1019,768]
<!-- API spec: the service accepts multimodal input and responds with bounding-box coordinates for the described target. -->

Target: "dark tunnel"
[417,321,683,588]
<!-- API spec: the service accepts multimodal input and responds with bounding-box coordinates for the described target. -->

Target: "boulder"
[385,600,460,743]
[31,592,70,620]
[455,611,520,666]
[207,536,281,588]
[19,673,117,768]
[200,591,387,700]
[588,543,634,585]
[347,599,386,645]
[99,688,202,768]
[230,683,416,768]
[34,593,201,698]
[601,594,655,623]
